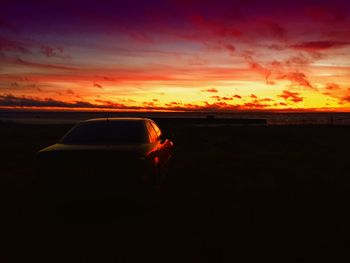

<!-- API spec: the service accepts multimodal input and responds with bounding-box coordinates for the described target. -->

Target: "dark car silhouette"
[34,118,173,200]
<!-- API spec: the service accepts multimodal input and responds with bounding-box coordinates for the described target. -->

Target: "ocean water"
[1,110,350,125]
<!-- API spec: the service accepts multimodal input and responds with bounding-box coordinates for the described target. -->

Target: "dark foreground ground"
[1,121,350,262]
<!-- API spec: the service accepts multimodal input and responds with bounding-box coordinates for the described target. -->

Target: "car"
[34,118,174,201]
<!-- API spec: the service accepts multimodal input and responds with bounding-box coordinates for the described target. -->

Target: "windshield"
[59,120,147,145]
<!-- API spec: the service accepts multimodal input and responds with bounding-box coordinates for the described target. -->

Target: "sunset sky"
[1,0,350,111]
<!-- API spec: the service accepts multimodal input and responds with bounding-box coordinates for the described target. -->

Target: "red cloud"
[224,44,236,55]
[264,20,287,39]
[93,83,103,89]
[66,89,75,95]
[280,72,314,89]
[243,102,269,109]
[304,5,347,24]
[243,54,273,84]
[279,90,303,103]
[341,96,350,103]
[290,41,349,51]
[210,95,232,101]
[165,101,182,107]
[202,88,218,93]
[243,52,316,88]
[94,99,126,108]
[260,98,273,102]
[285,54,311,66]
[325,83,340,90]
[190,14,242,39]
[142,101,156,107]
[233,94,242,99]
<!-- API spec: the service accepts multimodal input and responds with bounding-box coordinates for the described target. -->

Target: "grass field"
[1,121,350,262]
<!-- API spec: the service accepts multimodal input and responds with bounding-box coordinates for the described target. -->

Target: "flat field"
[1,120,350,262]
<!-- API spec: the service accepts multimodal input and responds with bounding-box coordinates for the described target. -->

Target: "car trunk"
[35,149,148,197]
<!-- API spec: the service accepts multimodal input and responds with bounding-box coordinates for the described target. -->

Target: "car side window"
[150,121,162,138]
[146,121,158,143]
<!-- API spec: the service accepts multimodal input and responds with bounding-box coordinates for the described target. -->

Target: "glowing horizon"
[1,0,350,111]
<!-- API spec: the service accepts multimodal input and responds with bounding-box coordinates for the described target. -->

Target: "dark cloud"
[0,18,17,32]
[0,94,99,108]
[10,82,19,87]
[0,37,31,54]
[2,57,74,70]
[40,46,68,58]
[0,93,275,111]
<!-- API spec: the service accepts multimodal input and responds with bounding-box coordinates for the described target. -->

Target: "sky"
[1,0,350,111]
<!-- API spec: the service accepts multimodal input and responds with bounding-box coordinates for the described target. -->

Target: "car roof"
[81,117,152,123]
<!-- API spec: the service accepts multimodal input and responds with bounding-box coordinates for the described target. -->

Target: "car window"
[60,120,147,145]
[146,121,158,143]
